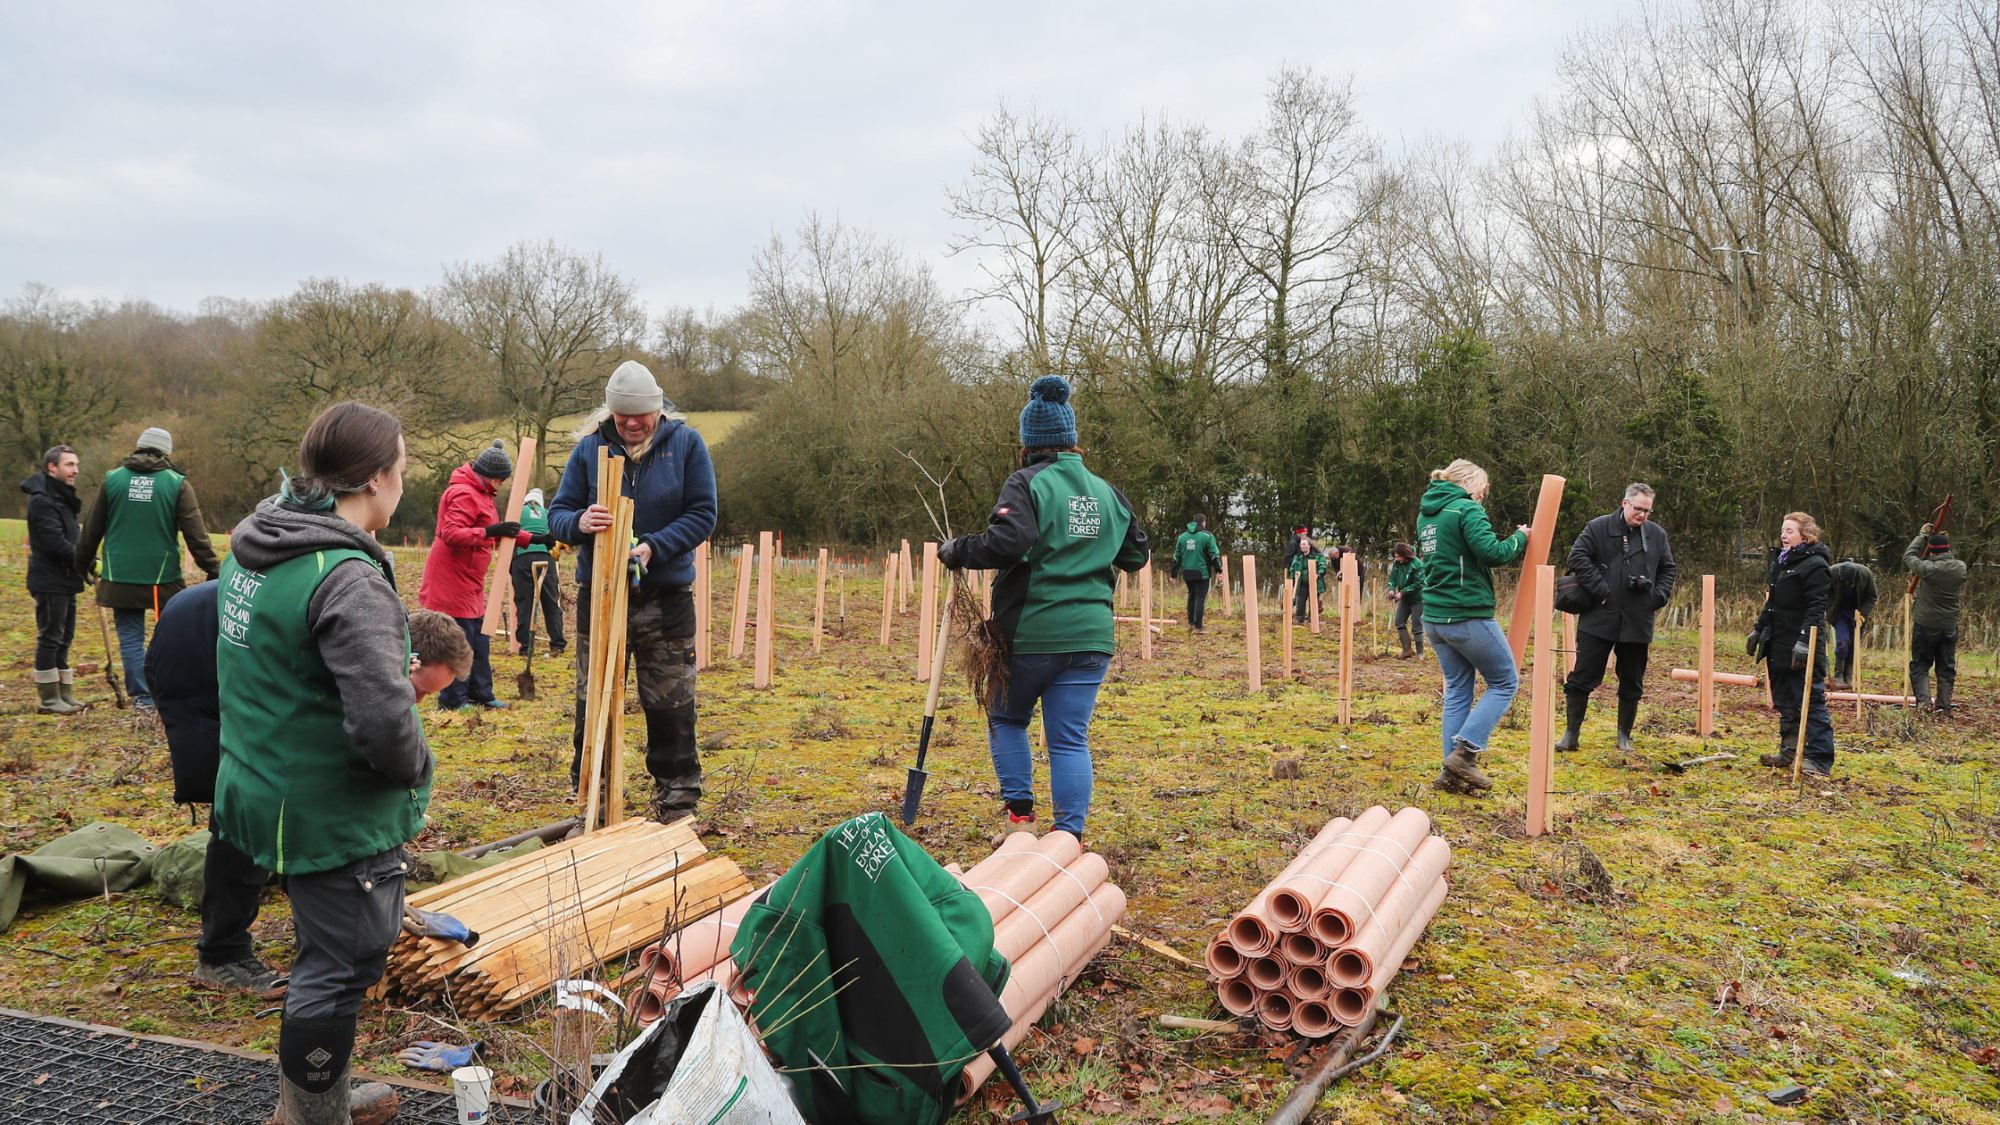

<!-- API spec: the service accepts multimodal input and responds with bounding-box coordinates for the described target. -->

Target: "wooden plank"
[813,548,828,653]
[1340,552,1358,724]
[1505,474,1568,665]
[918,542,938,681]
[694,540,710,670]
[879,553,896,647]
[1308,558,1321,635]
[481,437,538,635]
[404,816,662,910]
[1527,564,1556,836]
[1699,574,1716,737]
[1244,556,1261,691]
[728,544,752,660]
[754,531,775,689]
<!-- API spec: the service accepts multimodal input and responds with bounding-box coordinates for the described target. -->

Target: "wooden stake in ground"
[96,606,125,708]
[481,437,538,637]
[1903,590,1913,700]
[728,545,751,660]
[1340,552,1358,724]
[1505,473,1568,665]
[753,532,775,689]
[918,542,938,682]
[694,540,710,670]
[813,548,828,653]
[1527,563,1556,837]
[1852,606,1864,721]
[1308,558,1321,635]
[1219,554,1233,618]
[982,568,993,616]
[1117,569,1128,611]
[1792,625,1819,785]
[1139,560,1153,661]
[1280,573,1295,679]
[899,539,913,614]
[1245,556,1262,691]
[1698,575,1716,737]
[878,553,896,647]
[1563,609,1577,676]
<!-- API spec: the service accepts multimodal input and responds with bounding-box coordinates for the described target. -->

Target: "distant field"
[424,411,751,472]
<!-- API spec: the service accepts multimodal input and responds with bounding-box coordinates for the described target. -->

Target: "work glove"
[1745,630,1764,659]
[402,904,481,947]
[1922,522,1935,534]
[483,520,521,539]
[528,532,555,547]
[937,538,962,570]
[1791,640,1810,671]
[396,1041,482,1073]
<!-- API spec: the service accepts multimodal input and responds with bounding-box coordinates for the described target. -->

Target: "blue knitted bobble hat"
[1019,375,1078,447]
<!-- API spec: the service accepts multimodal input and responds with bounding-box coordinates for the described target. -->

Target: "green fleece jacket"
[1172,523,1221,579]
[1415,479,1527,623]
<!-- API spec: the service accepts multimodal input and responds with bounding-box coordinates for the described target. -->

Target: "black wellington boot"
[1615,697,1640,757]
[1553,691,1586,753]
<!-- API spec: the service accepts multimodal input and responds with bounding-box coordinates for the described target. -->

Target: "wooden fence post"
[729,544,752,660]
[1698,574,1716,737]
[879,553,896,647]
[1219,555,1233,618]
[694,540,710,670]
[900,539,914,615]
[754,532,775,689]
[814,548,828,654]
[1527,564,1556,837]
[1140,561,1154,661]
[1308,558,1321,635]
[1244,556,1261,691]
[1340,552,1358,724]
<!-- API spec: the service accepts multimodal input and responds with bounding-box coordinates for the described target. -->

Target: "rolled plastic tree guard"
[1332,876,1449,1025]
[1265,807,1392,934]
[1306,806,1433,946]
[1205,934,1245,978]
[1327,836,1451,987]
[1218,974,1258,1016]
[1226,816,1355,955]
[991,853,1110,963]
[965,830,1083,923]
[1293,999,1337,1038]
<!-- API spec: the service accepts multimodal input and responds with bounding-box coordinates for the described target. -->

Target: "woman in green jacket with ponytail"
[1416,459,1530,797]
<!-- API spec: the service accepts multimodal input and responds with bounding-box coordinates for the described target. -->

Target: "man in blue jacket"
[548,362,718,821]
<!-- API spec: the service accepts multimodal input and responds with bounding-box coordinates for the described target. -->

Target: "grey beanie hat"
[605,360,666,415]
[472,439,513,479]
[136,427,173,455]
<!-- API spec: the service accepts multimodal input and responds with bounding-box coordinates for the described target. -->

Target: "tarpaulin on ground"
[0,822,159,931]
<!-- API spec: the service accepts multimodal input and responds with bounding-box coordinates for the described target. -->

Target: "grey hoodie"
[228,497,432,788]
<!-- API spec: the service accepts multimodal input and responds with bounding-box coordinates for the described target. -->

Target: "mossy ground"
[1,529,1996,1124]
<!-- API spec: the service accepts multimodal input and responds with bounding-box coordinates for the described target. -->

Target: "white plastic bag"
[569,981,806,1125]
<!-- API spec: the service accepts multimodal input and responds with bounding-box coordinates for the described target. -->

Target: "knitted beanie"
[1929,532,1951,552]
[1018,375,1077,447]
[525,488,545,508]
[136,427,173,455]
[472,439,513,479]
[606,360,665,416]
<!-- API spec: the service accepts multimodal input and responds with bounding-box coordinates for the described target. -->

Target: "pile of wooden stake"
[1205,806,1450,1037]
[579,447,633,831]
[377,817,750,1020]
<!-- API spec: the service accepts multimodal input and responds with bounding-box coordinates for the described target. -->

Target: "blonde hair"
[1430,458,1490,496]
[570,404,688,461]
[1781,511,1821,544]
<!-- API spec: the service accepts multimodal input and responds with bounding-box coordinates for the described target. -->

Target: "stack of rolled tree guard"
[1205,806,1449,1037]
[653,829,1124,1103]
[623,886,767,1026]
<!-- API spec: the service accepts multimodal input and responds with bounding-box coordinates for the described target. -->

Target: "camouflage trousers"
[572,586,700,813]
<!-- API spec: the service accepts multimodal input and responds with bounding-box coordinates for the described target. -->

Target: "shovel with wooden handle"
[516,560,548,701]
[901,573,957,826]
[96,606,126,709]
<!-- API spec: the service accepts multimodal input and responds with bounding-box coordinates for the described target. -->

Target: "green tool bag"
[731,813,1012,1125]
[153,830,210,909]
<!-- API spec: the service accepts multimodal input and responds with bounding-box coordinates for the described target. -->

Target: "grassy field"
[0,529,1996,1123]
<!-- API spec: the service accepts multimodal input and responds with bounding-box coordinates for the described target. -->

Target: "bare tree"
[0,284,125,471]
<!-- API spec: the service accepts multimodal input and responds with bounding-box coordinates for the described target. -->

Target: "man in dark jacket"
[22,445,86,714]
[145,580,285,998]
[1906,526,1968,714]
[549,362,718,820]
[1828,559,1877,689]
[74,427,222,710]
[1556,484,1677,757]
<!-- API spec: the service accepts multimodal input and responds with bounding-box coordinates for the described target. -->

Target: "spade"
[516,560,548,701]
[901,573,957,826]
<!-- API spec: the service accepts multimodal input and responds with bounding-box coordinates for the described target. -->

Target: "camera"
[1626,573,1653,594]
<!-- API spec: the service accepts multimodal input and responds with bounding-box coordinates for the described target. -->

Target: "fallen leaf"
[1073,1037,1098,1056]
[1715,982,1739,1006]
[1401,957,1420,970]
[32,1074,49,1086]
[1713,1096,1733,1113]
[1380,1083,1408,1105]
[1613,955,1633,972]
[1138,1077,1162,1094]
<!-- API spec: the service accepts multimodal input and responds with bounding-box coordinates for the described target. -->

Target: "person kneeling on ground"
[1751,512,1836,776]
[1417,458,1530,797]
[215,402,432,1125]
[938,376,1149,839]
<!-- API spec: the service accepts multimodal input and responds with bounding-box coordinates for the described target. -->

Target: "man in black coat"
[21,445,86,715]
[1555,483,1677,757]
[145,580,285,998]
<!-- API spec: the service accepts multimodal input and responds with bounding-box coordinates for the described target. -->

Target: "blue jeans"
[988,652,1108,837]
[1831,609,1855,669]
[114,607,153,706]
[1427,618,1519,759]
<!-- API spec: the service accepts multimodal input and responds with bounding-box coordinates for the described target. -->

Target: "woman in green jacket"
[939,376,1150,838]
[215,402,429,1124]
[1416,459,1529,795]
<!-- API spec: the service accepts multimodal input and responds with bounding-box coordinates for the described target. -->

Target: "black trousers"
[32,591,75,671]
[1564,631,1650,702]
[437,615,495,707]
[1392,595,1424,638]
[1293,577,1315,622]
[1184,576,1210,628]
[198,825,269,967]
[1912,624,1958,695]
[511,552,566,653]
[1769,655,1836,769]
[282,847,408,1020]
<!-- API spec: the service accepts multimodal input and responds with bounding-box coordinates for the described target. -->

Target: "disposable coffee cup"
[452,1066,494,1123]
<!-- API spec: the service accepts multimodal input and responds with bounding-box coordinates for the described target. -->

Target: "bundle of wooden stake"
[377,817,751,1020]
[1205,806,1450,1036]
[579,447,634,831]
[666,830,1123,1104]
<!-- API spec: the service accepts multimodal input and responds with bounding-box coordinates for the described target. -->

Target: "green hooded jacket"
[1390,557,1425,598]
[1173,523,1221,579]
[1416,479,1527,623]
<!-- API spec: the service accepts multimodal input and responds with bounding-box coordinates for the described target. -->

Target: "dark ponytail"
[286,403,403,509]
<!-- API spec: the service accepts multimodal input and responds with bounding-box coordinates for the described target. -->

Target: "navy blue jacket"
[20,472,85,596]
[145,579,220,806]
[548,417,718,592]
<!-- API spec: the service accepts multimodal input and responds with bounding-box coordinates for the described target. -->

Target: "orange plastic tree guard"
[1281,574,1295,679]
[1563,610,1577,676]
[991,854,1110,963]
[1244,556,1262,691]
[1225,816,1355,956]
[1828,691,1915,704]
[1327,835,1451,987]
[1331,874,1448,1026]
[1289,961,1331,1001]
[957,831,1039,888]
[812,548,828,653]
[1527,564,1555,837]
[964,831,1084,924]
[1698,575,1716,736]
[896,539,911,613]
[1505,474,1568,665]
[753,532,775,689]
[1266,807,1394,934]
[1139,561,1154,660]
[1293,999,1337,1037]
[1247,955,1286,990]
[956,897,1120,1103]
[480,437,538,636]
[1305,807,1432,946]
[1259,991,1295,1031]
[1219,554,1233,617]
[693,541,710,670]
[1792,625,1818,784]
[1279,931,1323,966]
[918,542,938,682]
[656,884,767,982]
[1673,668,1757,687]
[728,544,751,659]
[1340,552,1359,724]
[1308,558,1321,634]
[1217,975,1258,1016]
[878,553,895,646]
[1204,935,1245,978]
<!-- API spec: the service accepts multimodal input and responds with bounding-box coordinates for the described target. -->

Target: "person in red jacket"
[418,440,550,710]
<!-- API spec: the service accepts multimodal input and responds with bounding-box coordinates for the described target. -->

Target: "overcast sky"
[1,0,1626,318]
